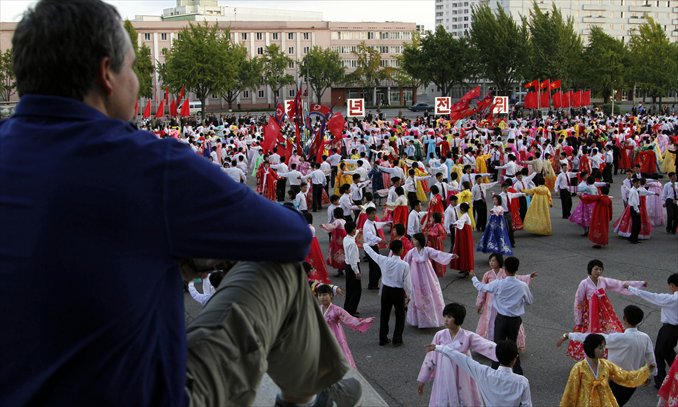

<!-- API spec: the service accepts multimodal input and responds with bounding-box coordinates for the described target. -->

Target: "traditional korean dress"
[450,213,474,274]
[566,276,645,360]
[659,357,678,407]
[521,185,553,235]
[476,206,513,255]
[321,219,347,271]
[456,189,476,229]
[403,247,454,328]
[426,223,449,278]
[580,195,613,246]
[305,225,330,284]
[322,303,374,369]
[613,191,654,239]
[417,328,497,407]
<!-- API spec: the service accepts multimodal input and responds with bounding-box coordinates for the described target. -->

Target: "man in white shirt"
[327,150,342,187]
[603,145,614,183]
[558,304,656,405]
[627,177,642,243]
[363,207,390,290]
[470,256,533,375]
[365,241,411,346]
[319,157,332,193]
[625,273,678,388]
[293,183,309,214]
[662,172,678,234]
[621,169,633,207]
[343,160,369,182]
[407,200,423,237]
[303,162,326,212]
[277,163,303,196]
[222,162,246,183]
[270,162,289,202]
[443,195,459,250]
[342,222,362,317]
[428,340,532,407]
[269,149,281,165]
[555,165,577,218]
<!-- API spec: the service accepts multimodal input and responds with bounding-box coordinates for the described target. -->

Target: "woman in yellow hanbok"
[661,145,677,174]
[475,153,492,183]
[414,166,429,203]
[559,333,651,407]
[456,185,475,229]
[520,176,553,236]
[450,163,464,184]
[543,154,557,192]
[333,162,353,196]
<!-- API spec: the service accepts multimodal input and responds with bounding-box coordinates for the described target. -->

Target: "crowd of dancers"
[159,107,678,406]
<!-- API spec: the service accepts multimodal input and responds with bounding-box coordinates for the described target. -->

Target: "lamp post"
[611,89,617,116]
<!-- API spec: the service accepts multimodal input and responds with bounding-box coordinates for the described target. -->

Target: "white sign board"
[347,98,365,117]
[434,97,451,115]
[284,99,308,118]
[492,96,509,114]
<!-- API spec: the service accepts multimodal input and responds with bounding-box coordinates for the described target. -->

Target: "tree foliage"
[628,17,678,104]
[262,44,295,98]
[123,20,154,99]
[345,42,394,105]
[0,49,15,102]
[299,46,345,104]
[221,43,263,110]
[469,4,529,96]
[527,2,583,87]
[580,26,627,102]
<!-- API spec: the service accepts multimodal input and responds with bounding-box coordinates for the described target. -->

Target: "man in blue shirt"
[0,1,359,406]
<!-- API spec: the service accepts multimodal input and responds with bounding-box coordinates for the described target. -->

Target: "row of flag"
[134,85,191,118]
[523,79,591,109]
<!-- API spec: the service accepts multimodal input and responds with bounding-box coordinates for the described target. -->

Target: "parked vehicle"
[408,102,434,112]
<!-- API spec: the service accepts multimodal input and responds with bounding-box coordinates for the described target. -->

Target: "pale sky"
[1,0,435,29]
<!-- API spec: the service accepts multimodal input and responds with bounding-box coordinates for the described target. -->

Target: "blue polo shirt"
[0,95,311,406]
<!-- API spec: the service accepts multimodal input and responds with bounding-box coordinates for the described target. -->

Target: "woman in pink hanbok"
[645,178,666,226]
[316,285,374,369]
[404,234,457,328]
[566,259,646,360]
[475,253,537,352]
[417,303,497,407]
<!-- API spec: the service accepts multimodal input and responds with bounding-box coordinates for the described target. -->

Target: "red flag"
[540,90,550,108]
[523,92,535,109]
[310,103,332,117]
[274,102,285,125]
[180,99,190,117]
[327,112,346,139]
[134,100,139,117]
[572,91,582,108]
[293,87,303,157]
[142,100,151,118]
[524,79,539,89]
[460,86,481,104]
[549,80,562,90]
[562,91,572,108]
[178,85,185,102]
[164,85,169,104]
[155,100,165,117]
[539,79,550,90]
[262,117,281,154]
[553,92,562,109]
[582,90,591,106]
[169,99,178,117]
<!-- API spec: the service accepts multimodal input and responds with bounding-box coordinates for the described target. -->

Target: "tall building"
[435,0,678,43]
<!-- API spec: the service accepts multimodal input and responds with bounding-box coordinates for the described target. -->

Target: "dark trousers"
[352,199,362,221]
[407,191,418,207]
[325,176,331,194]
[343,265,362,316]
[630,207,641,242]
[518,196,527,221]
[312,184,323,211]
[492,314,523,375]
[331,166,337,187]
[380,285,406,344]
[666,199,678,233]
[367,245,382,289]
[474,199,487,231]
[276,179,287,202]
[503,213,515,246]
[560,188,573,218]
[289,184,301,197]
[609,381,636,406]
[655,323,678,387]
[603,163,613,183]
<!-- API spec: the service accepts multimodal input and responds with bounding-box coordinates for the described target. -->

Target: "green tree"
[581,26,627,102]
[345,42,395,105]
[221,43,263,110]
[398,32,428,103]
[469,4,530,96]
[123,20,154,99]
[299,46,345,104]
[628,17,678,108]
[402,26,473,97]
[160,22,228,118]
[0,49,15,101]
[527,2,583,87]
[262,44,295,101]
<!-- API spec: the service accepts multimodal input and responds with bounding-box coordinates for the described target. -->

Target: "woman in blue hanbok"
[476,195,513,255]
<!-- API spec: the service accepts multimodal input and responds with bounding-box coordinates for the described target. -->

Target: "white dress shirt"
[662,181,678,201]
[294,191,308,211]
[320,161,332,177]
[327,153,342,166]
[187,279,216,306]
[278,169,303,186]
[378,165,405,180]
[306,169,326,185]
[339,194,355,216]
[408,209,423,236]
[472,276,533,317]
[472,181,498,201]
[629,287,678,325]
[567,328,656,374]
[627,186,641,212]
[363,218,388,247]
[364,246,412,296]
[443,204,459,233]
[343,234,360,271]
[435,345,532,407]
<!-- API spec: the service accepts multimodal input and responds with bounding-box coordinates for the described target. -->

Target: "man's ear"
[97,57,114,96]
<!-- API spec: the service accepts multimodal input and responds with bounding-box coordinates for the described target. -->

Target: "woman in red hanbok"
[580,191,613,248]
[304,222,330,284]
[659,357,678,407]
[618,142,634,170]
[426,212,448,277]
[422,186,445,234]
[321,214,347,274]
[613,182,656,240]
[566,259,646,360]
[507,186,524,231]
[259,162,279,201]
[450,203,474,276]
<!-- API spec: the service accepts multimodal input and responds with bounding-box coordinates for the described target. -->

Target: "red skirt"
[326,228,346,270]
[390,206,409,241]
[306,237,330,283]
[659,358,678,407]
[450,225,474,273]
[566,290,623,360]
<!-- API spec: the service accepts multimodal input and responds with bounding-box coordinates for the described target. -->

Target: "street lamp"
[611,89,618,116]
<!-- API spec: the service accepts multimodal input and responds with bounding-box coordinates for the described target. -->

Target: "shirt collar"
[625,327,638,333]
[497,366,514,374]
[14,94,109,121]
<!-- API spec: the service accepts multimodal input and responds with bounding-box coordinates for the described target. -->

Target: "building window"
[161,33,167,41]
[288,32,294,40]
[241,33,247,40]
[368,32,375,39]
[380,46,389,53]
[144,33,151,41]
[289,89,295,97]
[303,32,310,40]
[288,46,294,54]
[257,47,264,55]
[243,90,250,98]
[258,90,265,98]
[303,46,310,54]
[288,61,295,69]
[256,32,263,40]
[273,32,279,40]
